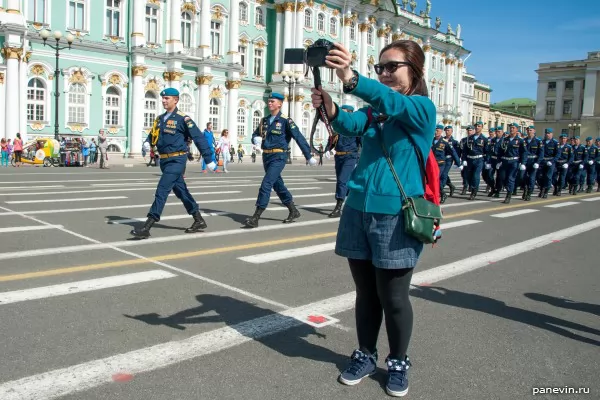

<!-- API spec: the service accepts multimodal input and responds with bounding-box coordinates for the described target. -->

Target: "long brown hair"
[221,129,229,136]
[379,40,428,97]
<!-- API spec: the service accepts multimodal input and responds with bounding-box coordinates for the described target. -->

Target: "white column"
[342,15,351,48]
[423,44,431,82]
[554,80,565,120]
[19,51,28,141]
[377,22,386,54]
[197,74,212,127]
[226,79,239,149]
[582,70,597,117]
[0,73,5,139]
[131,0,146,47]
[292,91,304,159]
[129,65,146,155]
[6,0,21,12]
[358,21,369,76]
[167,0,182,53]
[535,81,548,120]
[274,6,283,73]
[283,4,293,60]
[294,4,304,73]
[199,0,211,57]
[4,47,20,141]
[573,79,583,119]
[227,0,240,64]
[444,59,453,106]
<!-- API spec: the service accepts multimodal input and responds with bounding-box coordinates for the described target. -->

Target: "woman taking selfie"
[311,40,435,397]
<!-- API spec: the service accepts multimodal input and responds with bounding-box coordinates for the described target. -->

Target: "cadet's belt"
[159,151,187,159]
[335,151,353,156]
[502,156,519,160]
[543,157,554,160]
[467,155,483,159]
[262,148,285,154]
[445,155,452,158]
[527,155,538,159]
[437,159,445,164]
[573,160,582,163]
[490,156,498,160]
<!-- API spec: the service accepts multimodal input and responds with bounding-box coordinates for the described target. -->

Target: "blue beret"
[528,125,535,129]
[596,137,600,141]
[574,135,580,139]
[475,121,483,126]
[585,136,593,141]
[544,128,553,133]
[509,122,519,127]
[160,88,179,97]
[489,128,496,132]
[436,124,444,130]
[341,105,355,111]
[496,126,503,130]
[560,133,568,138]
[269,92,284,101]
[517,130,522,134]
[466,125,474,130]
[444,125,452,130]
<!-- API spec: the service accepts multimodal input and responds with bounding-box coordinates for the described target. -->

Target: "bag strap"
[373,116,408,201]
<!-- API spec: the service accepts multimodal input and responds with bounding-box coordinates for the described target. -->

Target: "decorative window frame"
[27,62,54,130]
[254,5,265,30]
[239,1,249,25]
[142,74,165,132]
[25,0,50,27]
[236,105,248,138]
[210,4,229,57]
[238,33,251,77]
[329,16,338,38]
[252,36,268,80]
[179,80,198,121]
[104,0,124,40]
[317,12,325,32]
[251,99,265,132]
[66,0,91,36]
[304,8,313,30]
[144,1,163,47]
[180,10,195,48]
[99,70,129,133]
[62,66,93,133]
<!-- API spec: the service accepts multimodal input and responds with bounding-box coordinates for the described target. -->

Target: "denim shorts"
[335,205,424,269]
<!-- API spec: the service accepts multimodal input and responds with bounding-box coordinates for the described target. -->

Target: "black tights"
[348,259,414,360]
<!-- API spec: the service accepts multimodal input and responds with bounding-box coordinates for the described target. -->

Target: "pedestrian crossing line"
[0,225,63,234]
[0,270,176,306]
[91,180,251,187]
[441,200,488,208]
[582,196,600,202]
[174,190,242,197]
[1,185,66,190]
[4,218,600,400]
[491,209,539,218]
[544,201,579,208]
[4,196,128,204]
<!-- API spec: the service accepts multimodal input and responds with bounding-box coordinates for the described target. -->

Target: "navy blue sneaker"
[338,349,377,386]
[385,356,411,397]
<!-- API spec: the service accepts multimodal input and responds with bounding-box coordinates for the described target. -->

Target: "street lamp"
[568,123,581,137]
[40,29,74,140]
[281,70,304,117]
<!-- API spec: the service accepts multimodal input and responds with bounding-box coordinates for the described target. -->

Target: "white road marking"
[91,180,250,186]
[0,193,333,216]
[0,225,63,234]
[544,201,579,208]
[4,218,600,400]
[4,196,128,204]
[491,209,539,218]
[1,185,65,190]
[0,270,176,306]
[441,200,488,208]
[441,219,482,229]
[266,202,337,211]
[581,196,600,202]
[173,190,241,197]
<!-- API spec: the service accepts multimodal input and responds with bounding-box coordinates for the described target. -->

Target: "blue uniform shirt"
[447,136,460,160]
[542,138,560,162]
[251,111,312,159]
[525,136,544,161]
[572,144,588,163]
[557,144,573,163]
[329,134,361,153]
[146,107,212,164]
[488,137,501,158]
[586,145,598,163]
[432,137,460,165]
[499,135,527,163]
[462,134,488,161]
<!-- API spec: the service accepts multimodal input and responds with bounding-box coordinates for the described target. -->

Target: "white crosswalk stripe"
[0,225,63,234]
[544,201,579,208]
[491,209,539,218]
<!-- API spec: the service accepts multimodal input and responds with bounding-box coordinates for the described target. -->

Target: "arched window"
[143,91,159,128]
[211,21,221,55]
[350,23,356,41]
[329,17,337,35]
[255,7,264,26]
[27,78,46,122]
[209,98,220,132]
[179,93,194,120]
[239,2,248,22]
[367,27,373,45]
[104,86,120,126]
[317,13,324,31]
[107,144,120,152]
[181,12,192,48]
[252,110,262,131]
[68,83,86,123]
[145,5,159,44]
[304,9,312,28]
[432,56,437,70]
[237,108,247,137]
[254,48,263,76]
[302,111,310,137]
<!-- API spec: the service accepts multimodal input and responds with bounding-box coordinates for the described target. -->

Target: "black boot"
[328,199,344,218]
[512,189,518,196]
[577,184,584,193]
[552,186,558,196]
[525,189,532,201]
[243,207,265,228]
[538,188,544,197]
[460,186,467,196]
[485,184,490,193]
[503,193,512,204]
[586,185,593,193]
[493,190,500,198]
[440,191,448,204]
[468,189,477,200]
[282,202,301,223]
[130,217,157,239]
[185,211,207,233]
[597,185,600,192]
[542,188,548,199]
[448,182,456,197]
[521,188,527,200]
[487,188,495,197]
[569,184,575,195]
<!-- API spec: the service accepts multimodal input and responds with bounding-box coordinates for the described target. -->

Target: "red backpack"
[367,108,440,205]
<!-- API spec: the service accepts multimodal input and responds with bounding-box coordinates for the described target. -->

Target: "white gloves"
[462,161,468,167]
[562,163,568,169]
[496,162,502,170]
[547,161,552,166]
[485,163,491,170]
[308,157,317,166]
[206,161,217,171]
[325,151,331,160]
[253,136,262,147]
[533,163,539,169]
[589,160,594,165]
[331,149,336,156]
[579,164,583,169]
[519,164,526,171]
[458,165,464,171]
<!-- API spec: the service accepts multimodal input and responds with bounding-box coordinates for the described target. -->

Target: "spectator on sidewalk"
[98,129,109,169]
[216,129,231,173]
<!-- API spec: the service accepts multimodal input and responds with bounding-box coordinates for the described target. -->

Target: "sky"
[428,0,600,103]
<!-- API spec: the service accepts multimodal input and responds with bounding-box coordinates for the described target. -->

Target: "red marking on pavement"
[307,315,328,324]
[112,373,134,383]
[552,240,560,243]
[488,261,496,264]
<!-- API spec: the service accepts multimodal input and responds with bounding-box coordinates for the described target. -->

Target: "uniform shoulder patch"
[177,111,187,117]
[280,114,287,118]
[184,116,191,121]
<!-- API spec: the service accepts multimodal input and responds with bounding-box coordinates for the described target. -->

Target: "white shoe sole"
[385,385,409,397]
[338,370,375,386]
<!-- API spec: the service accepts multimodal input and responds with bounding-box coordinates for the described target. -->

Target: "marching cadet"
[553,133,573,196]
[596,138,600,192]
[482,127,496,193]
[461,121,488,200]
[568,136,588,195]
[243,93,317,228]
[514,128,526,195]
[522,126,544,201]
[130,88,215,239]
[459,131,470,195]
[489,127,505,197]
[497,123,527,203]
[326,105,362,217]
[432,124,462,203]
[584,137,598,193]
[539,128,559,198]
[443,125,460,197]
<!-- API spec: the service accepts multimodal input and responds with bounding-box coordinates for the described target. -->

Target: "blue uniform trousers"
[553,162,569,189]
[482,162,496,187]
[466,158,484,191]
[586,163,597,185]
[524,161,539,191]
[256,153,293,208]
[439,161,451,191]
[500,161,519,193]
[461,167,468,188]
[568,163,583,185]
[148,155,198,221]
[540,162,555,189]
[596,163,600,185]
[334,154,357,200]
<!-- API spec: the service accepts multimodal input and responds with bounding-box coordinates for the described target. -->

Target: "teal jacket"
[332,73,436,215]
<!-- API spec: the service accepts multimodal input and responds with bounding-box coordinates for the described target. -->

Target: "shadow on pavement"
[524,293,600,317]
[410,286,600,347]
[124,294,349,372]
[105,216,186,231]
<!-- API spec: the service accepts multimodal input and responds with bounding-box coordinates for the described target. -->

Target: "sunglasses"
[373,61,412,75]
